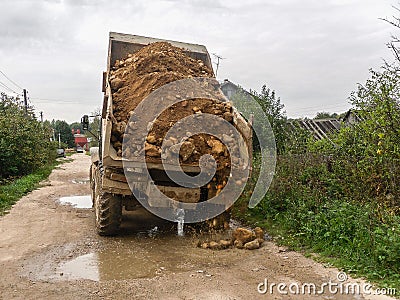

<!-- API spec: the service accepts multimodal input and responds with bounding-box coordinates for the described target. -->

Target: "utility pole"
[40,111,43,122]
[58,132,61,148]
[23,89,27,114]
[212,53,225,77]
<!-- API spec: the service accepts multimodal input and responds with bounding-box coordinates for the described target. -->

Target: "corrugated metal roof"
[291,119,341,140]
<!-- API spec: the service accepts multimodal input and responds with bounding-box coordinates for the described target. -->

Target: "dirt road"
[0,154,395,299]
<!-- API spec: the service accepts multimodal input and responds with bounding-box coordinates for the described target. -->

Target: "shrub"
[0,93,56,180]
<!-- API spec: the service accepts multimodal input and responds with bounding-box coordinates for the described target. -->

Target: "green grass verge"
[234,201,400,294]
[0,160,61,215]
[233,153,399,296]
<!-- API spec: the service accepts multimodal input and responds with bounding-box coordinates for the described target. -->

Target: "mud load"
[110,42,233,167]
[86,32,252,235]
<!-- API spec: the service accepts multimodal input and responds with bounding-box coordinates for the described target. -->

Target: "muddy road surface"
[0,154,394,299]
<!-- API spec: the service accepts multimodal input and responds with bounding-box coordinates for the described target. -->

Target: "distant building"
[220,79,252,100]
[342,109,363,125]
[220,79,237,99]
[72,129,89,152]
[290,109,363,141]
[290,118,341,140]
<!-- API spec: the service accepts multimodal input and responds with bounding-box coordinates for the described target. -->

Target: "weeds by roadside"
[0,159,67,215]
[233,154,400,294]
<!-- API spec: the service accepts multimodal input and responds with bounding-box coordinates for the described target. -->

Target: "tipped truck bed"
[100,32,252,174]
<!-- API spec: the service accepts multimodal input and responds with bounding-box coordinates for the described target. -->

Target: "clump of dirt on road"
[198,227,266,251]
[109,42,235,170]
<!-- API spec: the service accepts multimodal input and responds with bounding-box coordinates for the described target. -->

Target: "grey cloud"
[0,1,77,51]
[0,0,396,122]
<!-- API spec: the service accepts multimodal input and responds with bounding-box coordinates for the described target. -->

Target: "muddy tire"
[94,170,122,236]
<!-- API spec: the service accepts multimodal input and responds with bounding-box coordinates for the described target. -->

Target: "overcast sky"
[0,0,398,123]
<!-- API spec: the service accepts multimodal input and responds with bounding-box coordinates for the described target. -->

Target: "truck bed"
[101,32,252,173]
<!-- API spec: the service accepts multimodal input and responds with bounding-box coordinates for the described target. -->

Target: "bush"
[307,66,400,214]
[234,154,400,289]
[233,64,400,291]
[0,93,56,180]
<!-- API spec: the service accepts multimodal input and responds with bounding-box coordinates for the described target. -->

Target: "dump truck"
[83,32,252,235]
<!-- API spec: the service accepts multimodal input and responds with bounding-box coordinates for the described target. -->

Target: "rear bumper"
[101,167,207,208]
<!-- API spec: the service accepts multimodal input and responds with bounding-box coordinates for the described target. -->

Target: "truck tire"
[94,170,122,236]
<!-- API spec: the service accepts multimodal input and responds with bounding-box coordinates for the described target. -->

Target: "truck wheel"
[94,171,122,236]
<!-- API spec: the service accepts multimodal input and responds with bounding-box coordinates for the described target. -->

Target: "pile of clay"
[198,227,266,250]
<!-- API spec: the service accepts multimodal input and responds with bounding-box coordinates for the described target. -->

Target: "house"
[290,118,341,140]
[72,129,89,152]
[290,108,362,141]
[220,79,252,101]
[342,109,363,125]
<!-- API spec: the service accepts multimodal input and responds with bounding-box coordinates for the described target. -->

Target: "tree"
[381,6,400,64]
[51,120,74,148]
[70,122,83,133]
[314,111,339,119]
[0,93,56,179]
[250,85,287,154]
[347,65,400,159]
[231,84,287,154]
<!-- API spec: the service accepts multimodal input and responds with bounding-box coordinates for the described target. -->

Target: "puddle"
[57,236,195,281]
[59,195,92,209]
[26,209,239,282]
[59,253,99,281]
[52,231,233,282]
[71,178,90,184]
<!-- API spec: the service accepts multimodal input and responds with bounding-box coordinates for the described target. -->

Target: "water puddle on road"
[56,235,217,281]
[59,195,92,209]
[28,209,237,282]
[71,178,90,185]
[59,253,99,281]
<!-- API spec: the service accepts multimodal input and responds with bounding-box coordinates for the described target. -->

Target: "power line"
[0,80,19,95]
[0,81,14,93]
[0,86,14,95]
[0,70,23,90]
[31,97,93,104]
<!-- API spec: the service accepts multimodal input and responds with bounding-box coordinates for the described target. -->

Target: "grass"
[0,160,62,215]
[233,153,400,296]
[235,201,400,293]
